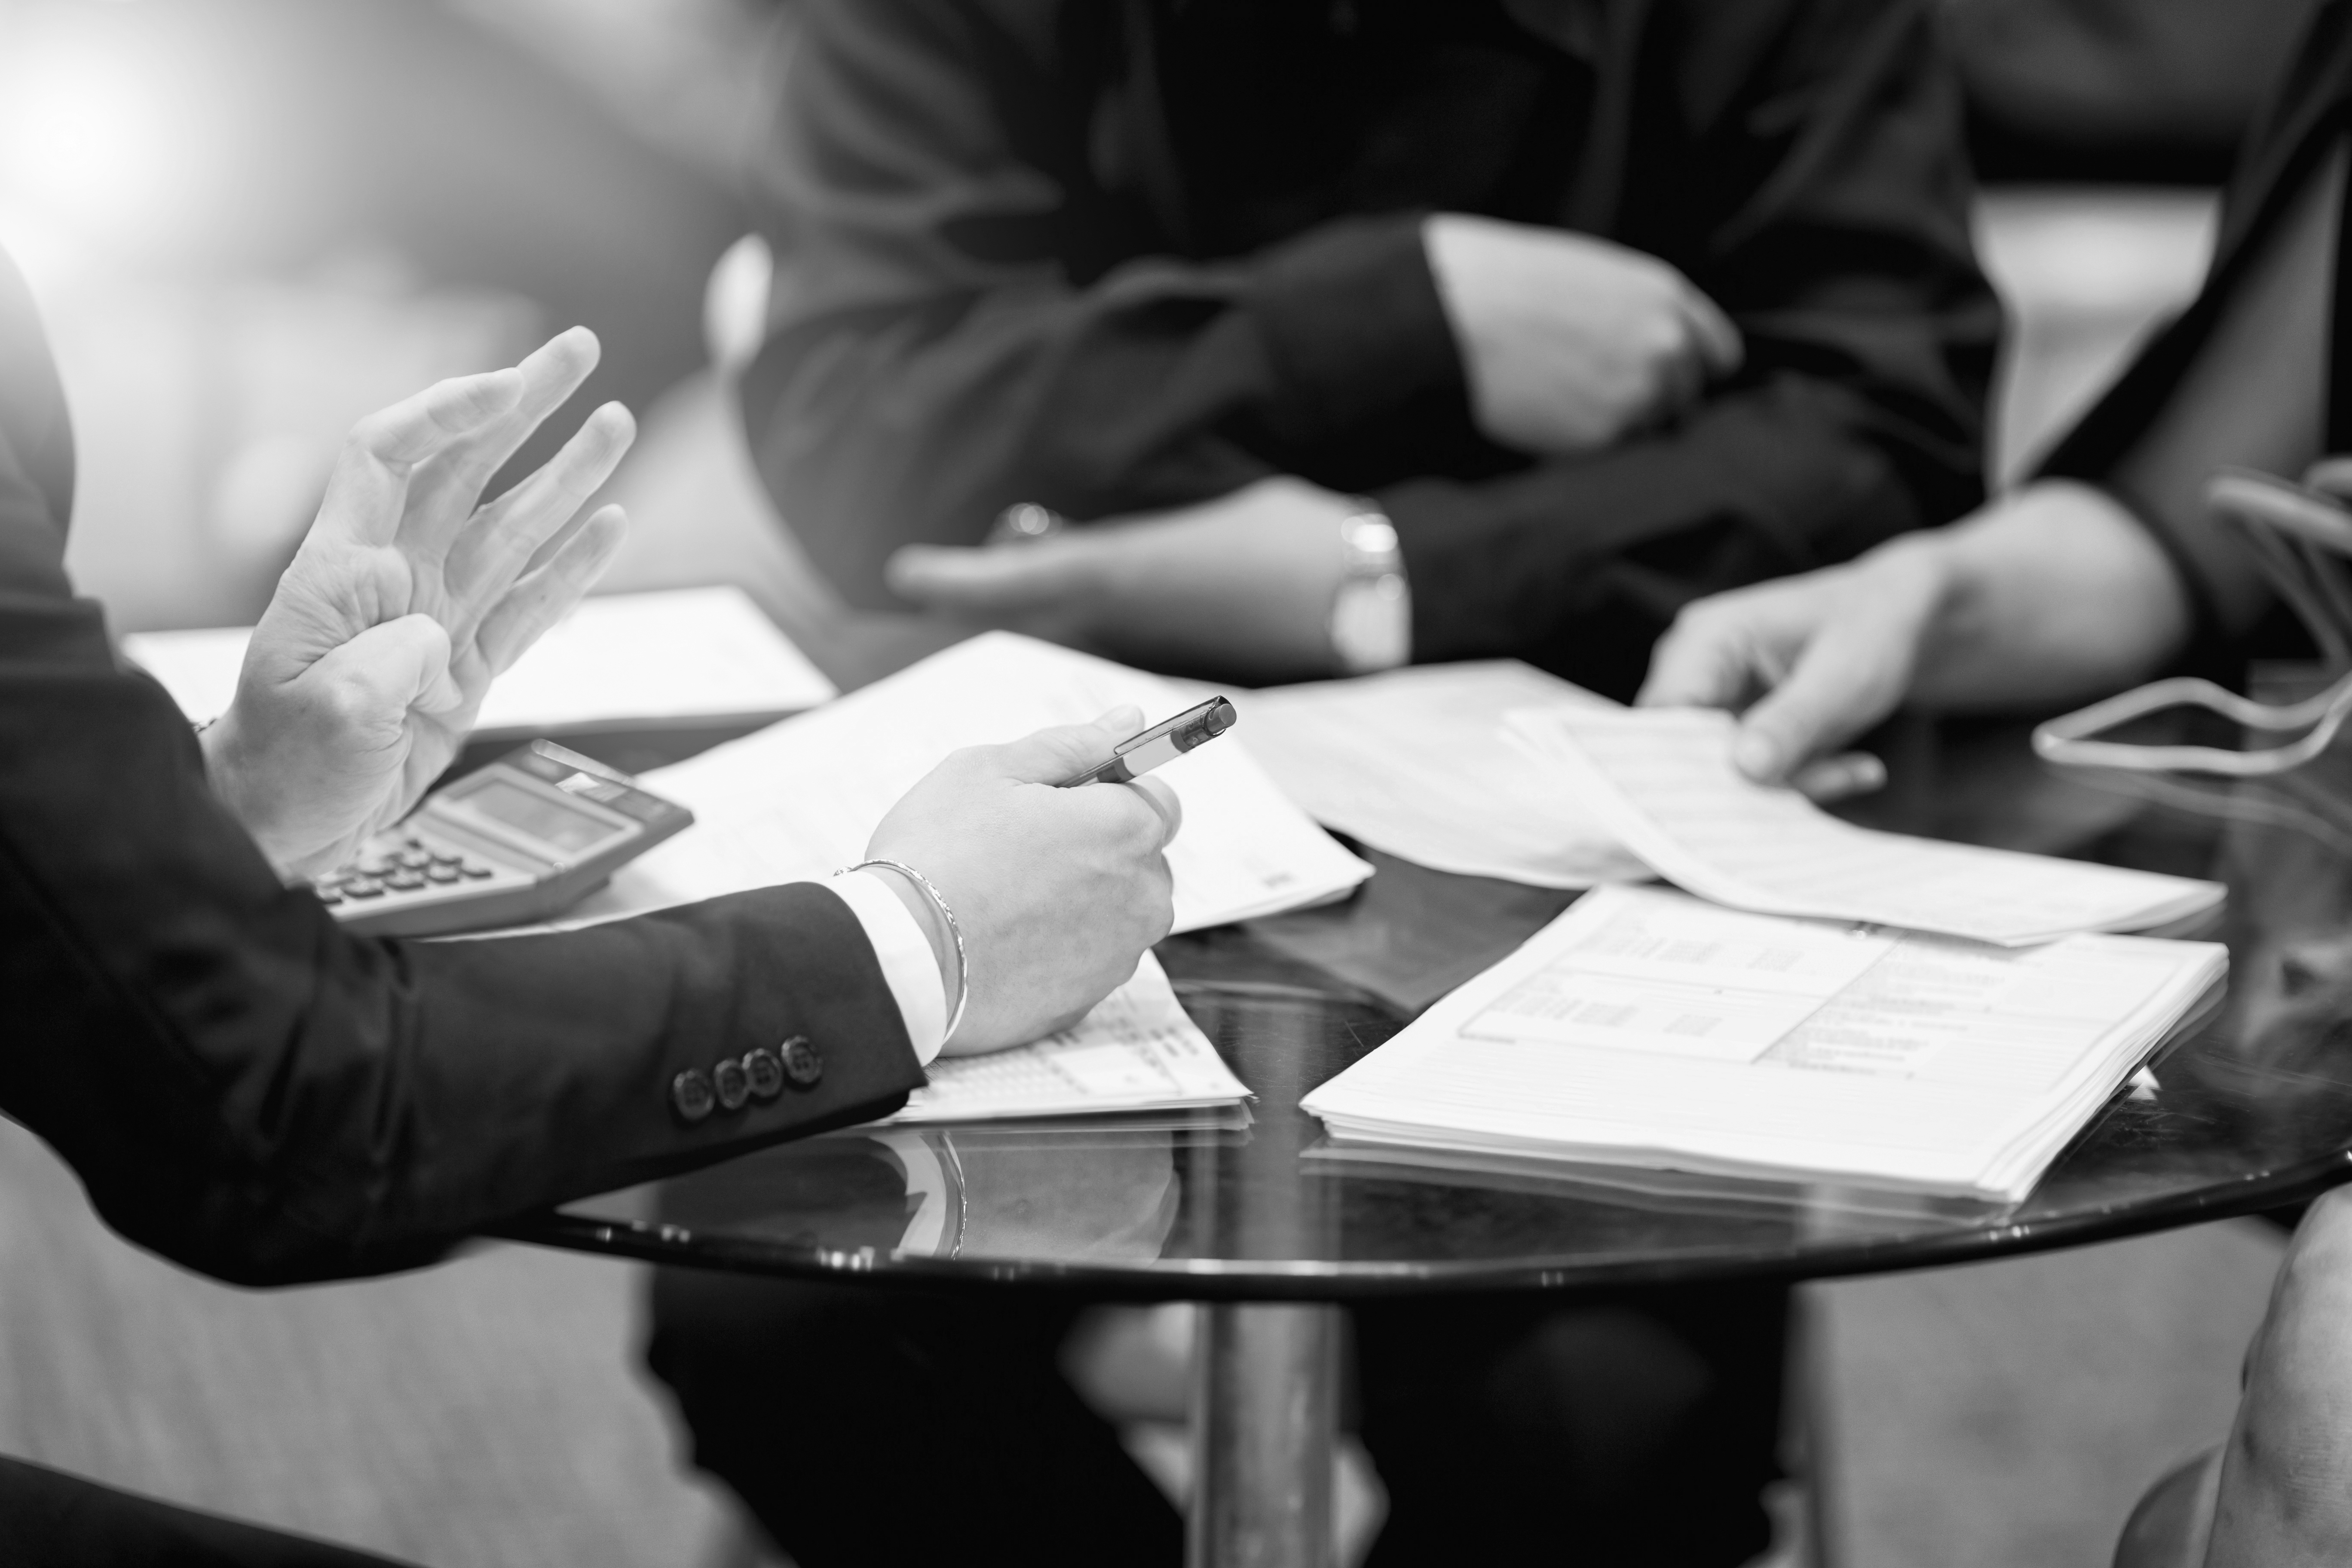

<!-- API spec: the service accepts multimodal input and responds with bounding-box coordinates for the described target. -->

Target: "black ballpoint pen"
[1056,696,1238,786]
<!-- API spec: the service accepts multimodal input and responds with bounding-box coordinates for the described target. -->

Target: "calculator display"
[462,778,628,852]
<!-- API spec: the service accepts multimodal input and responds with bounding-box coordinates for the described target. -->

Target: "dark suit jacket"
[2040,0,2352,651]
[743,0,1997,698]
[0,251,926,1287]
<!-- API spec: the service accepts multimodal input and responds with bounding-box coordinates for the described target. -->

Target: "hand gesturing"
[202,328,636,877]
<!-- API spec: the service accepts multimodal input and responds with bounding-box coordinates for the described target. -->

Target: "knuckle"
[315,674,380,734]
[342,418,388,459]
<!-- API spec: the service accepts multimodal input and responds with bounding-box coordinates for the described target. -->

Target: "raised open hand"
[201,328,637,877]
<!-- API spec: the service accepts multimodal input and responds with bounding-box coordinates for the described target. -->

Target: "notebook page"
[884,952,1248,1122]
[560,632,1371,934]
[1240,663,1649,888]
[1302,886,2225,1197]
[122,588,836,733]
[1507,707,2221,944]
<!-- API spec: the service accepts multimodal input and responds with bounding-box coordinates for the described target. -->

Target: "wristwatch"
[1329,500,1412,675]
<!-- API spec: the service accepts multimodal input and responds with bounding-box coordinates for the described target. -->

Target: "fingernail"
[1733,731,1778,780]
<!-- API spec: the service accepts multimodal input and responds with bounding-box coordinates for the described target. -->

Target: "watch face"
[1340,514,1400,558]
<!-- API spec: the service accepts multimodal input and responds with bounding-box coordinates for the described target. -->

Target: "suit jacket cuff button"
[671,1069,717,1123]
[744,1048,785,1100]
[780,1036,824,1089]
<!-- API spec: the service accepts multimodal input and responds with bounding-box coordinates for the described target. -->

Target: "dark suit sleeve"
[744,0,1993,695]
[2037,0,2352,650]
[0,469,924,1286]
[1377,0,1995,693]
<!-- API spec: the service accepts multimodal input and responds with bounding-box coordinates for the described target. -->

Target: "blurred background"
[0,0,778,632]
[0,2,2328,1565]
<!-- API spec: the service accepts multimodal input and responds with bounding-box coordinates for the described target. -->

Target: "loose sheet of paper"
[562,632,1371,934]
[1507,706,2222,945]
[885,952,1248,1122]
[122,586,837,735]
[467,587,835,733]
[1302,885,2226,1198]
[1239,663,1649,888]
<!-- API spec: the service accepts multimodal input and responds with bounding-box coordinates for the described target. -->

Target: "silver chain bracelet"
[842,858,971,1048]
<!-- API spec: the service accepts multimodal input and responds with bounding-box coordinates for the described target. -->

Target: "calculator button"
[316,887,344,906]
[459,862,496,880]
[425,864,462,885]
[384,870,426,891]
[394,849,432,871]
[341,878,386,899]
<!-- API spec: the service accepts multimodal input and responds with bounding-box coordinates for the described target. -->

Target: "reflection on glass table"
[513,694,2352,1567]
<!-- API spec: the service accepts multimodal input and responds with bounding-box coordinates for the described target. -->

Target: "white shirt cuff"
[827,868,949,1065]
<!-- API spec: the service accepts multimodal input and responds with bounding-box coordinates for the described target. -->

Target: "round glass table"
[508,674,2352,1567]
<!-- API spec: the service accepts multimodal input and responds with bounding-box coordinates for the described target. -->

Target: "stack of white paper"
[1302,885,2226,1200]
[123,586,838,739]
[563,631,1372,934]
[1240,663,1649,888]
[1507,706,2223,944]
[884,953,1248,1122]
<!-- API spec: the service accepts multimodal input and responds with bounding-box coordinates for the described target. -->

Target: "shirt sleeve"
[829,868,949,1063]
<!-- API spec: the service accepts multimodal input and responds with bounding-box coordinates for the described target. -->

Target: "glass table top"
[515,691,2352,1301]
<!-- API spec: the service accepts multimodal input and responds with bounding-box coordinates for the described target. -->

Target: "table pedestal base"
[1188,1301,1341,1568]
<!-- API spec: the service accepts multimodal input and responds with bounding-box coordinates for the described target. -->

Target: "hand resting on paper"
[1638,481,2196,800]
[864,704,1182,1055]
[199,327,636,879]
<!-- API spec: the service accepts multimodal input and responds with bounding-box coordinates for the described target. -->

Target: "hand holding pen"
[1057,695,1237,787]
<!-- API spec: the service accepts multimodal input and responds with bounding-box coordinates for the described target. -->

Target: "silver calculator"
[315,741,695,937]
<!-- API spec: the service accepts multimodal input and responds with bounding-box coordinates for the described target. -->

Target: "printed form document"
[545,634,1366,1123]
[885,952,1246,1122]
[1302,885,2226,1200]
[565,631,1369,933]
[1240,662,1649,888]
[1507,707,2223,945]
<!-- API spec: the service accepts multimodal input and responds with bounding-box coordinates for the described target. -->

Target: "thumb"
[988,715,1134,784]
[1676,283,1744,379]
[313,613,464,722]
[1729,609,1914,784]
[1639,602,1761,710]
